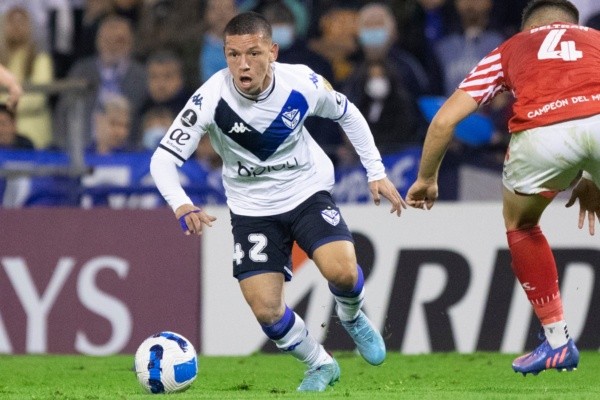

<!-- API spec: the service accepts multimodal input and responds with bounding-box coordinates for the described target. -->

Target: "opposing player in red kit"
[406,0,600,375]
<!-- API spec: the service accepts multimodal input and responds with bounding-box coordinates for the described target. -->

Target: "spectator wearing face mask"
[353,2,432,97]
[263,1,334,84]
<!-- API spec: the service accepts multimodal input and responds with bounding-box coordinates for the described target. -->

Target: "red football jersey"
[459,23,600,132]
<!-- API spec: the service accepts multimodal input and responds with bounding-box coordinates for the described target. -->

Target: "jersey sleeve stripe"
[460,74,504,88]
[158,144,187,163]
[333,98,349,121]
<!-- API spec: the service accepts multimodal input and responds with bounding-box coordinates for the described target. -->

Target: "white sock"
[333,288,365,322]
[543,320,569,349]
[273,312,332,369]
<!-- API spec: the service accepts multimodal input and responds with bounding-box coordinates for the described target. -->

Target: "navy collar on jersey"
[232,67,276,102]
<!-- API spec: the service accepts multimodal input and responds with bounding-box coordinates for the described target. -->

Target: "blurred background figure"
[434,0,511,143]
[342,60,426,155]
[570,0,600,27]
[0,103,34,149]
[263,0,333,82]
[135,0,203,90]
[45,0,80,79]
[198,0,238,84]
[309,4,359,86]
[88,93,132,155]
[71,0,114,63]
[576,0,600,28]
[140,106,173,151]
[54,14,146,149]
[141,50,191,121]
[354,2,432,97]
[488,0,529,37]
[112,0,143,26]
[0,6,55,149]
[238,0,311,39]
[434,0,504,97]
[390,0,453,95]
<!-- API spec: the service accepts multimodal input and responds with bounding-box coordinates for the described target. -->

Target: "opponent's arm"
[406,89,478,209]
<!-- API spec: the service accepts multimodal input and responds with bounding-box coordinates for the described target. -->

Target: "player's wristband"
[178,209,202,232]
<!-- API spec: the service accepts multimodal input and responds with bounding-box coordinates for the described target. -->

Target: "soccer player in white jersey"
[407,0,600,376]
[150,11,405,391]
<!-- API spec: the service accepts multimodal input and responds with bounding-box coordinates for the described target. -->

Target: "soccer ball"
[134,331,198,394]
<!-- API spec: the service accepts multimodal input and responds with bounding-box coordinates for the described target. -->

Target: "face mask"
[142,126,167,150]
[272,25,295,50]
[365,76,390,100]
[358,28,389,48]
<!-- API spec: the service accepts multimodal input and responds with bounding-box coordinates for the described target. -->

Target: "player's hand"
[175,204,217,236]
[565,177,600,235]
[406,178,438,210]
[368,177,406,216]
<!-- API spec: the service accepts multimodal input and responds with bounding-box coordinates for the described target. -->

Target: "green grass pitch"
[0,351,599,399]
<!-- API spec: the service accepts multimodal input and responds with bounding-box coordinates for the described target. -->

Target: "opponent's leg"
[503,188,579,375]
[313,241,386,365]
[239,272,339,391]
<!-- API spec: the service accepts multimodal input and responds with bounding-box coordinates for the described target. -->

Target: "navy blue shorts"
[230,191,354,281]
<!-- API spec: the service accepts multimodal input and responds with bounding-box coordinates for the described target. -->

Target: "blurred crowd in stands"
[1,0,600,206]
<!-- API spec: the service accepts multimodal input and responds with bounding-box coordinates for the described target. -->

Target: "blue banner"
[0,147,421,207]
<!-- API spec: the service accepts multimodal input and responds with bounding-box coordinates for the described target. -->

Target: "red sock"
[507,226,564,324]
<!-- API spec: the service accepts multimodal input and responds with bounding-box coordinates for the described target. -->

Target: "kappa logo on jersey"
[169,129,191,145]
[191,94,203,108]
[335,92,343,105]
[321,207,340,226]
[180,109,197,127]
[229,122,251,134]
[309,72,319,88]
[282,108,300,130]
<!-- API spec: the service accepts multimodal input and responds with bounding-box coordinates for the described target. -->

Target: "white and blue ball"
[134,331,198,394]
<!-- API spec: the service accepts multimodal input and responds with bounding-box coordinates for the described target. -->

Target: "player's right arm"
[406,89,478,209]
[150,77,222,235]
[150,150,216,236]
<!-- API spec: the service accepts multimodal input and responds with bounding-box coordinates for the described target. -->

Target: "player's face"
[224,33,278,95]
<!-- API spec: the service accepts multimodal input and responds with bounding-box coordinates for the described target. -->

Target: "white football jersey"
[154,62,385,216]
